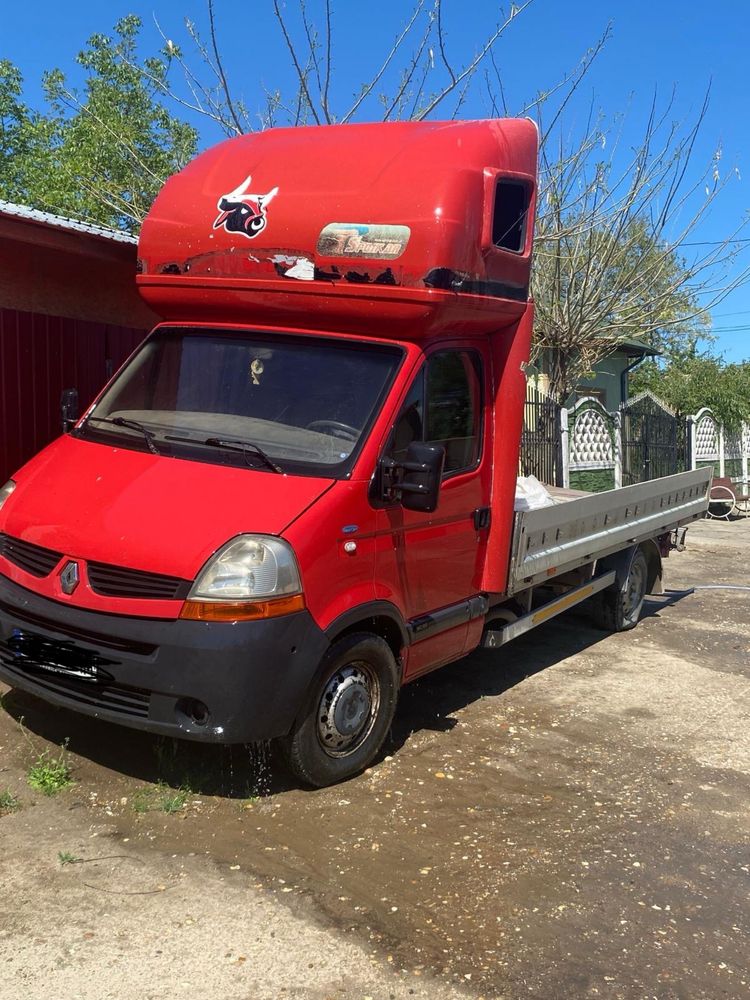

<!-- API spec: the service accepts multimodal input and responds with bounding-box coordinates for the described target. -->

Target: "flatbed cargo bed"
[507,468,712,594]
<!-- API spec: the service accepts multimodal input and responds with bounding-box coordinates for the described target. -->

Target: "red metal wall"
[0,308,146,482]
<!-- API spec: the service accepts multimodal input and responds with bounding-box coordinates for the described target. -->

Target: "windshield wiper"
[164,434,282,474]
[87,416,161,455]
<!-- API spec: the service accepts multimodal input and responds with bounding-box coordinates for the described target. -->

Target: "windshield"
[77,328,403,477]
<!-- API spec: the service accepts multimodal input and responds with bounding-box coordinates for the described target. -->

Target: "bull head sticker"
[213,174,279,239]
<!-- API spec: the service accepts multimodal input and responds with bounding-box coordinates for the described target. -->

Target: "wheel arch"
[324,601,408,669]
[596,540,662,596]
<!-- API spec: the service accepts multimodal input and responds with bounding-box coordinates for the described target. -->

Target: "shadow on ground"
[1,590,694,800]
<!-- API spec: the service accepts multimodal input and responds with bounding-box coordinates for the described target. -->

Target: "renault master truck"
[0,120,710,786]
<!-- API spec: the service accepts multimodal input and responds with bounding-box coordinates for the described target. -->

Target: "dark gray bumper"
[0,574,329,743]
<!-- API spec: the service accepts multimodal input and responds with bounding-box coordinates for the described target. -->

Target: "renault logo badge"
[60,561,80,595]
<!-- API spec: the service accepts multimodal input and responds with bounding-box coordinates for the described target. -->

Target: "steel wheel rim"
[316,661,380,757]
[624,559,646,616]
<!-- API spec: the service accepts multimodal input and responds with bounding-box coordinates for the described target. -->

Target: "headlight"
[0,480,16,513]
[188,535,302,601]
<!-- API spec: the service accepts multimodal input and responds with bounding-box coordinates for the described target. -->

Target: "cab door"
[375,344,491,677]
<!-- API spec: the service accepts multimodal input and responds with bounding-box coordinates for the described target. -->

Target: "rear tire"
[591,548,648,632]
[280,633,399,788]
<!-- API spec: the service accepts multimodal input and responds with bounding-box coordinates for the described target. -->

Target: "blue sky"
[3,1,749,361]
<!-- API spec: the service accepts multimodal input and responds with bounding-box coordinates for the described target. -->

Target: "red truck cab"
[0,119,538,785]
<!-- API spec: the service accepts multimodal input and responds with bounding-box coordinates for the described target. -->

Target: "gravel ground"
[1,515,748,999]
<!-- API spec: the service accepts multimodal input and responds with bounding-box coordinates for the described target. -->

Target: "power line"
[679,237,750,246]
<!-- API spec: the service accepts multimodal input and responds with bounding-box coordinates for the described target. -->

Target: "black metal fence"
[520,388,696,489]
[621,394,690,486]
[520,384,564,486]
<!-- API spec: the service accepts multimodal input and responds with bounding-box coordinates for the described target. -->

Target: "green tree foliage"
[0,16,197,232]
[0,60,56,203]
[631,353,750,430]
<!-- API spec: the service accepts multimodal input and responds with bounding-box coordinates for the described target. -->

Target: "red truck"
[0,120,710,786]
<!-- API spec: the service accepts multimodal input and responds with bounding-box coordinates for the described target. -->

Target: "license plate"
[7,628,110,683]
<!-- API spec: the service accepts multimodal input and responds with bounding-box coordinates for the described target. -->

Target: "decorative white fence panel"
[528,394,749,491]
[692,408,719,463]
[689,407,750,484]
[566,396,621,487]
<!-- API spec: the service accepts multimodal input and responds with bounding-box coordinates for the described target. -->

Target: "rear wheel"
[280,633,399,788]
[591,548,649,632]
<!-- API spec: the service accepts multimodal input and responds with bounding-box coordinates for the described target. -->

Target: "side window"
[387,368,424,463]
[385,351,481,477]
[425,352,482,474]
[492,180,530,253]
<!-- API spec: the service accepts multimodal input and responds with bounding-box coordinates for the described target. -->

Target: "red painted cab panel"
[138,119,537,340]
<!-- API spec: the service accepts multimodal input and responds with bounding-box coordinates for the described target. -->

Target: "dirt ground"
[1,515,749,1000]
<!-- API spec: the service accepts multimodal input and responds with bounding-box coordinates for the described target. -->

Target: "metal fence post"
[560,407,570,488]
[687,415,697,470]
[742,421,749,486]
[718,424,726,478]
[613,410,623,489]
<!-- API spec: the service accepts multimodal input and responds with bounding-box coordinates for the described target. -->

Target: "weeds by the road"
[57,851,82,866]
[27,740,73,796]
[0,790,20,813]
[161,788,189,813]
[132,782,190,814]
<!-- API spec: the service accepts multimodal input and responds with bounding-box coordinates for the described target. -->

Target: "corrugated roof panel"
[0,199,137,245]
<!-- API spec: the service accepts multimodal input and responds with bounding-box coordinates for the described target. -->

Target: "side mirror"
[400,442,445,512]
[378,441,445,513]
[61,388,79,432]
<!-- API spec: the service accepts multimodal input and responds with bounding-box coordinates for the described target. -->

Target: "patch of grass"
[160,788,189,814]
[27,742,73,796]
[0,790,20,814]
[57,851,82,866]
[132,787,154,814]
[132,782,189,815]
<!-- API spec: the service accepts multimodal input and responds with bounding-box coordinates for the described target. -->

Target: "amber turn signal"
[179,593,305,621]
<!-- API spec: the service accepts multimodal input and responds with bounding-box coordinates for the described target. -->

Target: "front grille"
[0,532,190,601]
[0,651,151,718]
[0,533,62,578]
[87,561,191,600]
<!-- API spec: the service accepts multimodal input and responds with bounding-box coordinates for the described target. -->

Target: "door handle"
[473,507,491,530]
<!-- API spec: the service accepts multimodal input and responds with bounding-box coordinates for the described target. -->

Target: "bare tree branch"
[272,0,322,125]
[322,0,333,122]
[415,0,534,121]
[435,0,456,85]
[341,0,428,123]
[207,0,245,134]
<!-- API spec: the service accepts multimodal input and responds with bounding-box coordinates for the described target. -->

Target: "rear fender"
[596,541,663,596]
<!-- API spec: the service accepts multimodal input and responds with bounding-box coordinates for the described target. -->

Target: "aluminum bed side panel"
[507,468,711,592]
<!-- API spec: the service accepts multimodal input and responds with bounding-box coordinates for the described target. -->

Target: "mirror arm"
[60,387,80,433]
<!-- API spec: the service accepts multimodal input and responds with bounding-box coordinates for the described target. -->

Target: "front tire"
[280,633,399,788]
[591,548,649,632]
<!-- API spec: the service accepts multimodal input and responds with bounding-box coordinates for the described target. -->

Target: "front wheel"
[279,633,399,787]
[591,548,649,632]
